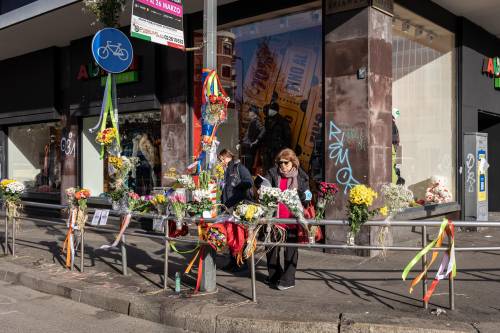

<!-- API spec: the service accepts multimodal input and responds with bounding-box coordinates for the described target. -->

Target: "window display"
[8,122,62,194]
[392,5,456,202]
[82,111,161,196]
[192,9,323,178]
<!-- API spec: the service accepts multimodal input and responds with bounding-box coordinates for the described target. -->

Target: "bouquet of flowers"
[425,176,452,204]
[212,163,225,181]
[381,183,414,216]
[0,179,25,204]
[315,182,339,220]
[233,203,265,226]
[96,127,117,146]
[205,94,230,126]
[65,187,91,230]
[206,226,227,252]
[188,189,213,217]
[0,179,25,224]
[259,186,282,211]
[347,185,382,238]
[150,194,167,215]
[176,175,196,191]
[169,192,187,230]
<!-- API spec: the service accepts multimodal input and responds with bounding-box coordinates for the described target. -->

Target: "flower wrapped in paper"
[0,179,25,227]
[169,192,187,230]
[63,187,91,268]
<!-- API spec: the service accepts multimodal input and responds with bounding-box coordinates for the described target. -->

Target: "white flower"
[259,186,282,208]
[6,181,25,194]
[192,189,211,202]
[177,175,196,190]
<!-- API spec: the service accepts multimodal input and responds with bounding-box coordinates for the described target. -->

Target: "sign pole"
[200,0,217,293]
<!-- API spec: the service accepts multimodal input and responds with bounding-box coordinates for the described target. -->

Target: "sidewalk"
[1,218,499,332]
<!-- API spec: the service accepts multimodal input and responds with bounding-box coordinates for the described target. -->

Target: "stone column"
[60,114,79,204]
[161,101,188,186]
[324,7,392,252]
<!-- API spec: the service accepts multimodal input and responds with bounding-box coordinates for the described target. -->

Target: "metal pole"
[80,229,85,273]
[250,251,257,302]
[164,218,169,290]
[449,274,455,310]
[422,226,428,309]
[199,0,218,293]
[11,217,15,256]
[4,215,8,255]
[121,233,128,276]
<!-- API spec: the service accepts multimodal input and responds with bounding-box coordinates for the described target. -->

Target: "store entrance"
[478,111,500,211]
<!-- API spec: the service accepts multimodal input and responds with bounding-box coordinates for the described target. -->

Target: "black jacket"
[265,166,310,205]
[222,160,254,208]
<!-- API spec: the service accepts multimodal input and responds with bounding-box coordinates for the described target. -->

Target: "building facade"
[1,0,500,245]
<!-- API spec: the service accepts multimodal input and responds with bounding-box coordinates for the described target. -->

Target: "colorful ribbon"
[402,218,456,302]
[62,208,77,268]
[184,218,213,292]
[89,73,121,159]
[100,213,132,250]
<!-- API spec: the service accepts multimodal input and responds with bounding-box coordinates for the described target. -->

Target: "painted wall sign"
[92,28,134,73]
[482,57,500,89]
[326,0,393,15]
[131,0,185,50]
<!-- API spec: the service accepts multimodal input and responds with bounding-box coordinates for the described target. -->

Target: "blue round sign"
[92,28,133,74]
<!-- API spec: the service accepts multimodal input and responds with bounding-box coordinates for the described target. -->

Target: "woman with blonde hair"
[264,148,311,290]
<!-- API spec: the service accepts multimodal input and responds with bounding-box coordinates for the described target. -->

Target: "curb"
[0,261,489,333]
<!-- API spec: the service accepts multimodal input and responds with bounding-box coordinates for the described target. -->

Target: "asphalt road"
[0,280,187,333]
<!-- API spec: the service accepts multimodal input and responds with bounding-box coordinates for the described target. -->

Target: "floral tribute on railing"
[0,179,25,229]
[63,187,91,268]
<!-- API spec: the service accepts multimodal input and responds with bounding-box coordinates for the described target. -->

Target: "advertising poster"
[131,0,185,50]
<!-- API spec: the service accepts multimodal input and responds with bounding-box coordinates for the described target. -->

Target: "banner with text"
[130,0,185,50]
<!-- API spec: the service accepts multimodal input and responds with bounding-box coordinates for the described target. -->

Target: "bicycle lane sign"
[92,28,134,73]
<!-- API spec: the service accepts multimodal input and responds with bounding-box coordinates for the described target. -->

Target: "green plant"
[83,0,126,27]
[188,199,213,216]
[198,171,210,190]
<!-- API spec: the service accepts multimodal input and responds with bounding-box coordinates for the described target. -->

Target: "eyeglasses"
[278,160,291,166]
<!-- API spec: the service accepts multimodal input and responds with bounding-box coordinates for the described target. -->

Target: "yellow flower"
[0,179,15,189]
[379,206,388,217]
[154,194,166,205]
[245,205,258,221]
[349,185,378,206]
[108,156,123,170]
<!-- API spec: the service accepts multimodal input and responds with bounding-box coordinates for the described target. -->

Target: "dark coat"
[222,160,254,209]
[265,166,310,205]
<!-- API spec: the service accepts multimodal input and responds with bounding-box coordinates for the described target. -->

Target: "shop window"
[81,111,162,196]
[221,64,232,79]
[222,42,233,55]
[392,5,456,201]
[8,122,62,195]
[192,9,323,178]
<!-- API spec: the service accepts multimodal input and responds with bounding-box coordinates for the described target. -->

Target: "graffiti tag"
[466,153,475,193]
[328,121,360,194]
[61,131,76,157]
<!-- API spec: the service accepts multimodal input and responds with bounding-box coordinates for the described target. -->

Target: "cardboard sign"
[91,210,103,226]
[131,0,185,50]
[100,210,110,226]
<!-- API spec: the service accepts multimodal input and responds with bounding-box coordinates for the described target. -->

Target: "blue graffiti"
[328,121,360,194]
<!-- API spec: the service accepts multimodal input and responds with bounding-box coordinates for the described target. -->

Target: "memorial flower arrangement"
[259,186,281,217]
[425,177,452,204]
[150,194,167,215]
[347,185,380,236]
[206,226,227,252]
[96,127,118,146]
[315,182,339,220]
[176,175,196,191]
[381,183,414,216]
[65,187,91,230]
[0,179,25,224]
[205,94,230,126]
[169,192,187,230]
[233,204,265,226]
[188,189,213,217]
[83,0,126,27]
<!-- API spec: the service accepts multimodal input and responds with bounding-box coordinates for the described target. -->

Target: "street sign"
[130,0,185,50]
[92,28,134,73]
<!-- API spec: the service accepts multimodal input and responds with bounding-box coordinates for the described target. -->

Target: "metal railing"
[3,200,500,310]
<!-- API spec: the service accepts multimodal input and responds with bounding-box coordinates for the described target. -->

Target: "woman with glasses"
[264,148,311,290]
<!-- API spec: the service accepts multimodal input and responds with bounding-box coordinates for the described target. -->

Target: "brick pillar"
[60,114,79,204]
[324,7,392,251]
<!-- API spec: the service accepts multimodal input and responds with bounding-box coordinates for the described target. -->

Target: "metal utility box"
[463,132,488,221]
